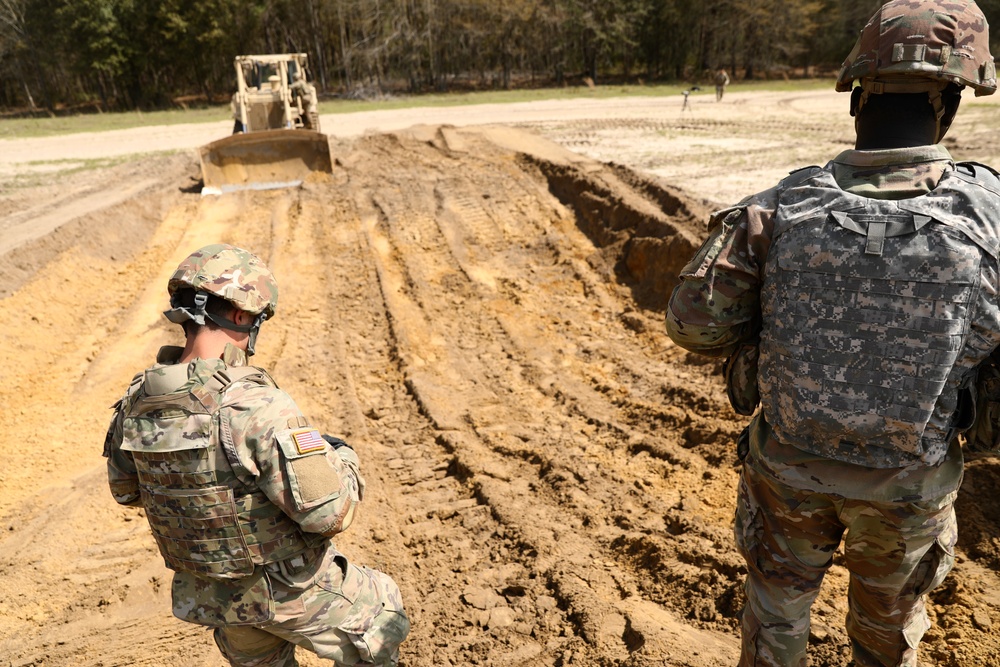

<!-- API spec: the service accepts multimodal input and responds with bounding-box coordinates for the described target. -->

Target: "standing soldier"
[291,68,320,132]
[714,68,730,101]
[666,1,1000,666]
[103,244,409,667]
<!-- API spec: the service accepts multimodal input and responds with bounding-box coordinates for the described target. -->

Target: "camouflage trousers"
[735,463,957,667]
[214,547,410,667]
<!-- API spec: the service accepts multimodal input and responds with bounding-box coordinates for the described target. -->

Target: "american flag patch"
[291,429,325,455]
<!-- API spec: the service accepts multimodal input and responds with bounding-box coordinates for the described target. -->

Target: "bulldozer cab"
[200,53,331,195]
[233,54,303,132]
[241,58,305,91]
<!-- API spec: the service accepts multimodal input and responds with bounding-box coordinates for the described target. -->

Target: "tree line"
[2,0,999,113]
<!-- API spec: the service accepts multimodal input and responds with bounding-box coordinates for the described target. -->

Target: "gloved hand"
[322,434,353,451]
[965,359,1000,454]
[323,434,365,502]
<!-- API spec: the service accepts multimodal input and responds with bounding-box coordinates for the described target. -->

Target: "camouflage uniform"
[104,245,409,667]
[290,72,319,131]
[667,141,1000,666]
[715,69,730,101]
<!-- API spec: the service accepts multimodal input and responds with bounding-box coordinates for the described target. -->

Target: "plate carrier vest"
[760,164,1000,468]
[120,366,321,579]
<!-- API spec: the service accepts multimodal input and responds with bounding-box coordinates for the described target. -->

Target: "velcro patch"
[287,415,309,429]
[291,428,326,455]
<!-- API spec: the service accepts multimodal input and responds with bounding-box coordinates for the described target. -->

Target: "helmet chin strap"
[244,313,268,357]
[204,310,269,357]
[164,291,268,356]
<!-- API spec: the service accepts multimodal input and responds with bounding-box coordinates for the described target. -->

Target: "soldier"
[103,244,409,667]
[665,1,999,666]
[291,69,320,131]
[714,68,730,101]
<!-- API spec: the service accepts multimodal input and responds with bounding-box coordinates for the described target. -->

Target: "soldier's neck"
[179,329,248,364]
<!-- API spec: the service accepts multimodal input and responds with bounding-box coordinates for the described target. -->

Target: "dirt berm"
[2,124,1000,667]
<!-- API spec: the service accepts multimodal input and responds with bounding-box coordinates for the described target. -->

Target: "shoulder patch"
[275,427,345,511]
[291,428,326,455]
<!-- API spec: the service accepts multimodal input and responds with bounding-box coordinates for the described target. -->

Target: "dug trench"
[2,124,1000,667]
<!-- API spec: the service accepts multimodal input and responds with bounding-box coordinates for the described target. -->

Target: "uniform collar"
[832,144,954,169]
[222,343,249,367]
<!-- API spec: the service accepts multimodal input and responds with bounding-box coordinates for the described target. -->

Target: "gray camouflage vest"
[760,164,1000,468]
[120,364,319,579]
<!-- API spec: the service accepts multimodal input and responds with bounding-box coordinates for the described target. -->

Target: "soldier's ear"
[233,310,253,327]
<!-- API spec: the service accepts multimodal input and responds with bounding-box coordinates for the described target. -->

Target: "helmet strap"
[164,290,210,326]
[204,311,254,334]
[164,289,269,356]
[205,309,268,356]
[244,313,269,357]
[926,87,945,142]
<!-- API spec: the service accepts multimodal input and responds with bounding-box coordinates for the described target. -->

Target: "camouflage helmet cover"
[836,0,997,96]
[167,243,278,318]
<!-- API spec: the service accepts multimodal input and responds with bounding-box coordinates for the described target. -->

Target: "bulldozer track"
[4,92,1000,666]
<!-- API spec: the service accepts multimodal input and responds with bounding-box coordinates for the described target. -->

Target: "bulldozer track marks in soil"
[5,104,1000,666]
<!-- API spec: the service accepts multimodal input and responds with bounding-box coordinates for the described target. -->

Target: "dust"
[2,91,1000,667]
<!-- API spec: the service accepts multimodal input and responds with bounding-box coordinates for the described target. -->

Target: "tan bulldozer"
[200,53,333,195]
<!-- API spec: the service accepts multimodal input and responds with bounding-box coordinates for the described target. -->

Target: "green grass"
[0,151,183,190]
[0,108,229,139]
[0,78,838,140]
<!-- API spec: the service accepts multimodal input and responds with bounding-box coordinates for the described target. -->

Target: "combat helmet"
[164,243,278,355]
[836,0,996,135]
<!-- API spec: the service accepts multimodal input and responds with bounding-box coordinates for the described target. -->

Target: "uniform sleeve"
[666,194,777,358]
[224,385,364,537]
[103,388,142,507]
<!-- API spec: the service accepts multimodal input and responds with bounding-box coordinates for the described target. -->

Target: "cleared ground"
[2,89,1000,667]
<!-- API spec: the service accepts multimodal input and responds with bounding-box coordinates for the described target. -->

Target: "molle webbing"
[123,364,310,578]
[141,485,254,578]
[759,166,1000,468]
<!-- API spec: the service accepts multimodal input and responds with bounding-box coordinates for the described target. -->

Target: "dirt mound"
[2,122,1000,667]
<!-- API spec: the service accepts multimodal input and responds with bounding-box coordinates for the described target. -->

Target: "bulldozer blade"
[199,129,333,195]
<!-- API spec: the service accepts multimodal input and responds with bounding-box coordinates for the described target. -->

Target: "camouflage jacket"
[667,146,1000,497]
[104,343,365,625]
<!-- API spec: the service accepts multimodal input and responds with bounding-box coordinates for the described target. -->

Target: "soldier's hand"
[322,434,353,451]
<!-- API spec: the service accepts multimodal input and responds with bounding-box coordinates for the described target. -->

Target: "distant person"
[667,1,999,665]
[291,69,320,131]
[714,68,730,101]
[103,244,409,667]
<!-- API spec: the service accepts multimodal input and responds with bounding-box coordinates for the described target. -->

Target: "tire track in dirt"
[5,103,1000,667]
[341,129,742,665]
[267,174,524,667]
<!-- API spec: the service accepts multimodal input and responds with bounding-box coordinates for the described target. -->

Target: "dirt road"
[3,89,1000,667]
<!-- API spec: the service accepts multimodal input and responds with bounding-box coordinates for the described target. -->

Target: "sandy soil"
[3,89,1000,667]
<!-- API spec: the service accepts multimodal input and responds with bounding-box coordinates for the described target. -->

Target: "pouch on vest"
[171,567,274,627]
